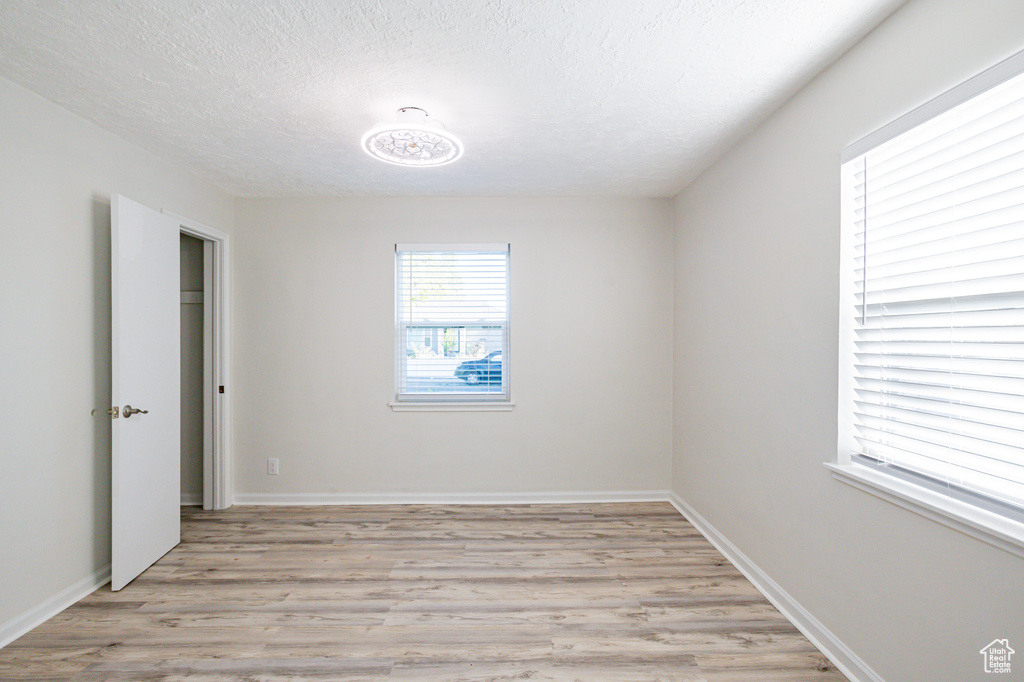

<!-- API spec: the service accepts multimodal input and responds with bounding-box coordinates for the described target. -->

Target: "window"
[394,244,510,407]
[836,51,1024,546]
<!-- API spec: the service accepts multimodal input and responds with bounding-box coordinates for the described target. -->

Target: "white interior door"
[111,194,181,591]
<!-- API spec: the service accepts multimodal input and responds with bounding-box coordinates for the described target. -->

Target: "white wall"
[233,197,673,498]
[671,0,1024,680]
[0,76,233,636]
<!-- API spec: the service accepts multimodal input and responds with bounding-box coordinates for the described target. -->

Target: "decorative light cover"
[361,107,463,167]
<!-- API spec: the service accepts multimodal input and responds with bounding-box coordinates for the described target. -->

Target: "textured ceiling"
[0,0,906,197]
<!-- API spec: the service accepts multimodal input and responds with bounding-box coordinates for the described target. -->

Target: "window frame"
[390,243,514,411]
[831,48,1024,558]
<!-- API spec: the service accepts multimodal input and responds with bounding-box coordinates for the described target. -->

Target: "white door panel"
[111,194,181,591]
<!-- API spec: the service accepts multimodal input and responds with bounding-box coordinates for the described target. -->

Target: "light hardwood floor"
[0,503,847,681]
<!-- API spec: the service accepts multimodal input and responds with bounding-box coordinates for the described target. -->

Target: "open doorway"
[172,214,232,511]
[180,234,205,507]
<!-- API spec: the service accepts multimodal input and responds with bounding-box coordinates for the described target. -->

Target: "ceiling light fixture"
[361,107,463,167]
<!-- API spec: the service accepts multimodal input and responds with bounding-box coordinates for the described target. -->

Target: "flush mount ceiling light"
[361,107,464,167]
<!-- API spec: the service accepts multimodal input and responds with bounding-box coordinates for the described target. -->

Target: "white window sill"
[825,462,1024,560]
[390,401,515,412]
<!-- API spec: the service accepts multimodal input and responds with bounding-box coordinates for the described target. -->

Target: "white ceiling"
[0,0,906,197]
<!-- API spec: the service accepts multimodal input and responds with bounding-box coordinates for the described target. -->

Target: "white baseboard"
[666,493,883,682]
[233,490,670,506]
[180,492,202,506]
[0,563,110,650]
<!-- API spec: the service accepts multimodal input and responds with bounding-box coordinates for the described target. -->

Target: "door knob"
[122,405,149,418]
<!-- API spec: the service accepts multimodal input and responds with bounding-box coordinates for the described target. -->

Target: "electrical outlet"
[267,458,279,475]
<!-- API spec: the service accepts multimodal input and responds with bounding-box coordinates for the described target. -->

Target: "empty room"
[1,1,1023,681]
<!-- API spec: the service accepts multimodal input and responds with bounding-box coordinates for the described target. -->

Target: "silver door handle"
[122,405,149,418]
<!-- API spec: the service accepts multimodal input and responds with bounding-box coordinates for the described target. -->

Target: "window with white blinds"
[839,57,1024,518]
[395,244,509,403]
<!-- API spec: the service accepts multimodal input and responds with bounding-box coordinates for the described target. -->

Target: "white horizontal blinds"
[848,69,1024,509]
[396,245,509,400]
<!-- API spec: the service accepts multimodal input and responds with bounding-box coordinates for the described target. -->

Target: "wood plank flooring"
[0,503,847,681]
